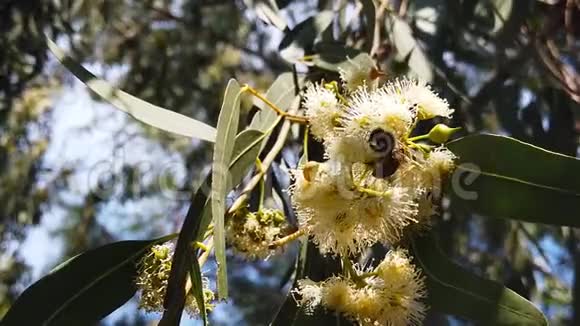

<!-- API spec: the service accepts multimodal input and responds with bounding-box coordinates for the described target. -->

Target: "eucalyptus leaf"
[491,0,513,33]
[162,128,266,325]
[1,236,175,326]
[254,1,287,30]
[195,128,266,242]
[337,52,376,80]
[387,17,433,81]
[447,134,580,226]
[309,43,364,72]
[189,256,207,326]
[414,0,445,36]
[412,231,547,325]
[46,38,217,142]
[279,11,334,63]
[160,185,210,325]
[211,79,242,299]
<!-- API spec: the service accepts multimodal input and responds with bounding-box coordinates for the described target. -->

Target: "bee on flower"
[292,74,458,255]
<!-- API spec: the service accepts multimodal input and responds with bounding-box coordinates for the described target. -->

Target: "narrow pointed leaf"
[46,38,216,142]
[161,181,211,325]
[412,231,547,325]
[1,236,175,326]
[270,239,307,326]
[255,1,287,30]
[189,256,207,325]
[308,43,365,72]
[387,17,433,81]
[195,128,267,242]
[211,79,242,299]
[279,11,334,63]
[161,128,265,325]
[447,134,580,226]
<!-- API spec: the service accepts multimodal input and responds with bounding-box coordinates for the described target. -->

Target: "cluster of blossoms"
[295,249,426,326]
[291,72,458,325]
[133,70,457,324]
[226,207,289,259]
[294,77,456,255]
[135,243,214,317]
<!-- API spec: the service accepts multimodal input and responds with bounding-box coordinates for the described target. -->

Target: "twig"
[228,109,295,214]
[517,223,552,273]
[184,237,214,295]
[269,228,306,249]
[242,85,308,124]
[398,0,409,17]
[198,237,214,267]
[370,1,390,58]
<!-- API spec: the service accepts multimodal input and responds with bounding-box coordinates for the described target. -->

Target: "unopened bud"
[302,161,320,182]
[428,124,461,144]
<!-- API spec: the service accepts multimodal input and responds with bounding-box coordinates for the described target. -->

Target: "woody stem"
[269,228,307,249]
[242,85,309,124]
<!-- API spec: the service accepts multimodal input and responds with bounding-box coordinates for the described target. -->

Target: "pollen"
[226,207,288,260]
[135,243,215,317]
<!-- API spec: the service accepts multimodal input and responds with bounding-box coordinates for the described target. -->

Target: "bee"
[367,128,404,178]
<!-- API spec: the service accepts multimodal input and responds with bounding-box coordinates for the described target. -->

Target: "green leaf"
[161,182,212,325]
[271,238,308,326]
[161,128,265,325]
[279,11,335,63]
[414,0,445,36]
[387,17,433,81]
[229,129,267,188]
[447,134,580,226]
[162,80,285,324]
[195,128,267,242]
[412,231,547,325]
[1,236,175,326]
[189,256,207,326]
[309,43,365,72]
[491,0,513,33]
[254,0,287,30]
[46,38,217,142]
[211,79,242,299]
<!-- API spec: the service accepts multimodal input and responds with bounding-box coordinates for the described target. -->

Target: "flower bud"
[427,124,460,144]
[136,243,214,317]
[227,208,288,259]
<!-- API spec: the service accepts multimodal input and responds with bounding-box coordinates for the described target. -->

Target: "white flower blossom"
[421,147,456,197]
[292,77,456,255]
[294,249,427,326]
[328,86,413,164]
[303,84,343,140]
[386,78,453,120]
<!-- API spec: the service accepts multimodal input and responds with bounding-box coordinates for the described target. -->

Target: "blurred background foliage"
[1,0,580,324]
